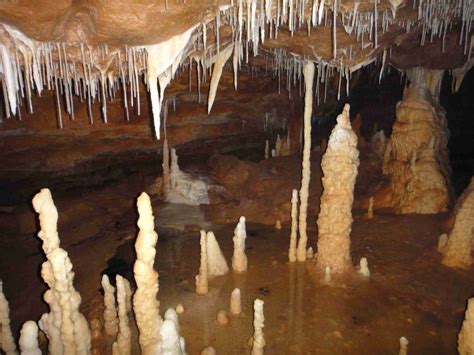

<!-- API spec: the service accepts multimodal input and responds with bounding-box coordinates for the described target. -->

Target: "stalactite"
[207,45,233,114]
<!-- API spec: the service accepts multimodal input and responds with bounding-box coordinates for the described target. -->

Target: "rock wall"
[384,67,452,214]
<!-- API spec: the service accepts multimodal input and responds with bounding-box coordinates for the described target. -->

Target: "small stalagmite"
[230,288,242,315]
[232,216,248,273]
[112,275,131,355]
[19,321,41,355]
[316,104,360,274]
[367,197,374,219]
[275,134,282,156]
[163,308,186,353]
[175,304,185,314]
[0,280,17,355]
[196,230,209,294]
[458,298,474,355]
[275,220,282,230]
[296,61,315,262]
[306,247,314,259]
[265,140,270,159]
[206,231,229,279]
[216,310,229,326]
[288,189,299,262]
[162,138,171,196]
[101,274,118,337]
[439,178,474,269]
[399,336,409,355]
[359,258,370,278]
[251,299,265,355]
[201,346,217,355]
[133,192,162,354]
[32,188,91,354]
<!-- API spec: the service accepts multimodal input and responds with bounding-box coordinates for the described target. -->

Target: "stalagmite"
[296,61,315,262]
[384,68,451,213]
[112,275,131,355]
[196,230,209,294]
[232,216,248,273]
[439,178,474,269]
[288,189,298,262]
[162,138,171,196]
[101,274,118,337]
[32,188,91,354]
[123,278,132,314]
[201,346,217,355]
[0,280,17,355]
[367,197,374,219]
[359,257,370,278]
[230,288,242,315]
[216,310,229,326]
[306,247,314,259]
[275,134,282,156]
[316,104,359,274]
[251,299,265,355]
[163,308,186,354]
[90,319,102,355]
[208,45,234,114]
[459,298,474,355]
[206,231,229,279]
[160,319,183,355]
[275,220,282,229]
[399,336,409,355]
[175,304,185,314]
[133,192,161,354]
[19,321,41,355]
[324,266,332,283]
[265,140,270,159]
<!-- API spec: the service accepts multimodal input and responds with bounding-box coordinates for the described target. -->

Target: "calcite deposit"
[316,104,359,274]
[439,178,474,269]
[384,67,452,214]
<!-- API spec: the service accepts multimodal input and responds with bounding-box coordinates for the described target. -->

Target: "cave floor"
[0,152,472,354]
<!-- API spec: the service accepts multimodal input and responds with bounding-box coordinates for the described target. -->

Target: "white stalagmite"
[163,308,186,353]
[288,189,299,262]
[251,299,265,355]
[123,278,132,314]
[230,288,242,315]
[196,230,209,294]
[162,138,171,196]
[232,216,248,273]
[133,192,162,354]
[459,298,474,355]
[101,274,118,337]
[19,321,41,355]
[0,280,17,355]
[399,336,409,355]
[32,188,91,354]
[316,104,359,274]
[296,61,315,262]
[439,178,474,269]
[160,319,184,355]
[206,231,229,279]
[146,26,195,139]
[359,257,370,278]
[207,45,234,114]
[112,275,131,355]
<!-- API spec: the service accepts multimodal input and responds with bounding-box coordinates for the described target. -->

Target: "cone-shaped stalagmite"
[316,104,359,274]
[0,280,17,355]
[459,298,474,354]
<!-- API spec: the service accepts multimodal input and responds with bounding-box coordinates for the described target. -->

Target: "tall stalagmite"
[384,67,452,213]
[296,61,315,262]
[112,275,132,355]
[316,104,359,274]
[133,192,161,354]
[439,178,474,269]
[101,274,118,337]
[32,188,91,354]
[0,280,17,355]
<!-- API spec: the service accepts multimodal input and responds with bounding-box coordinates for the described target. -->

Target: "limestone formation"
[163,308,186,354]
[288,189,299,262]
[384,67,452,213]
[306,247,314,259]
[206,231,229,279]
[176,304,185,314]
[101,274,118,337]
[251,299,265,355]
[196,230,209,294]
[459,298,474,355]
[265,140,270,159]
[230,288,242,315]
[0,280,17,355]
[367,197,374,219]
[399,336,409,355]
[316,104,359,274]
[296,61,315,262]
[232,216,248,273]
[439,178,474,269]
[216,310,229,326]
[133,192,162,354]
[19,321,41,355]
[112,275,131,355]
[162,138,171,196]
[32,188,91,354]
[201,346,217,355]
[359,258,370,278]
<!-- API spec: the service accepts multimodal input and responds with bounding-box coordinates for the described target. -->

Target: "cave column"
[384,67,452,214]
